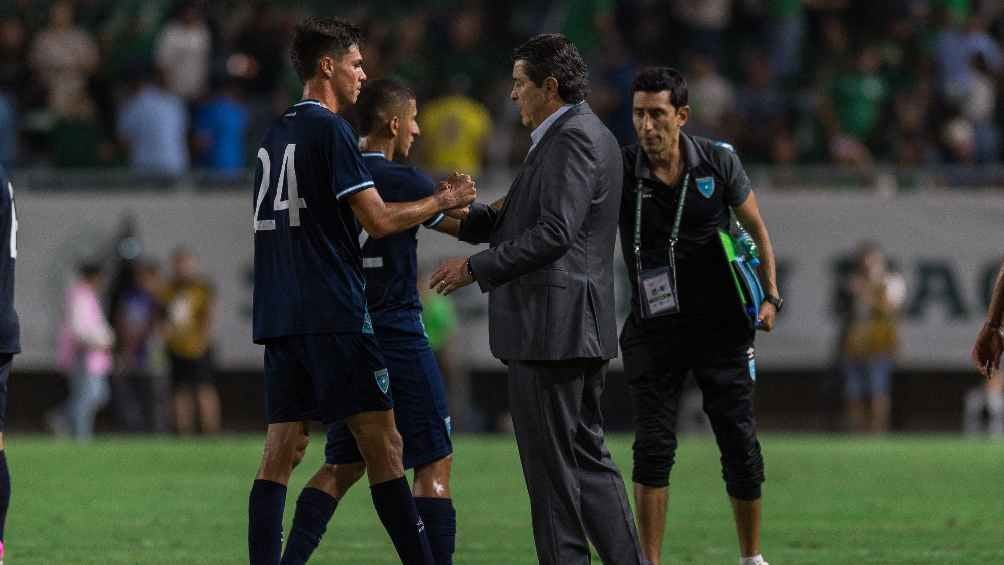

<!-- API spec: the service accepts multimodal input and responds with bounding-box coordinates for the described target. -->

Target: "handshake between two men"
[429,172,481,296]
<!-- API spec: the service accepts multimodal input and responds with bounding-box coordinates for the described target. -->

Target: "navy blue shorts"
[263,333,392,425]
[0,353,9,432]
[326,337,452,469]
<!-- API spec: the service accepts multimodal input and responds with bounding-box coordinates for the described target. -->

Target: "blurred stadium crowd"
[2,0,1004,176]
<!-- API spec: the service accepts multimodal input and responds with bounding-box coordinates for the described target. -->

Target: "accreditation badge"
[638,247,680,319]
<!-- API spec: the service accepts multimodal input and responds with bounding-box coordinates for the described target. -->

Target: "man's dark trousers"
[508,358,643,565]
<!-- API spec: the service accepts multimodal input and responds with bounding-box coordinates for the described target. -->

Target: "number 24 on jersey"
[254,144,308,233]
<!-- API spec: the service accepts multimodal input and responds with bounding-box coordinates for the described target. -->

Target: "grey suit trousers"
[507,359,646,565]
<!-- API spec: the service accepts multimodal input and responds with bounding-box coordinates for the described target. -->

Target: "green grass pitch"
[7,434,1004,564]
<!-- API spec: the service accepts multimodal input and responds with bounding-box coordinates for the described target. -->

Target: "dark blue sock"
[370,477,434,565]
[0,450,9,542]
[249,479,287,565]
[414,497,455,565]
[279,487,337,565]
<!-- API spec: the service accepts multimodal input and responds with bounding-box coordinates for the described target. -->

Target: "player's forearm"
[433,217,462,237]
[735,195,779,297]
[986,262,1004,326]
[752,228,779,298]
[368,197,442,238]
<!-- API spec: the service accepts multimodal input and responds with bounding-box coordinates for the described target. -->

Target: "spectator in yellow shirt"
[418,77,492,178]
[162,247,220,435]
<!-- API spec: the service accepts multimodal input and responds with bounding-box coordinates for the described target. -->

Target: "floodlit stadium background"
[3,1,1004,562]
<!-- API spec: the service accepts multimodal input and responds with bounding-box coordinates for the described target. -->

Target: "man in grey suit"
[430,34,646,565]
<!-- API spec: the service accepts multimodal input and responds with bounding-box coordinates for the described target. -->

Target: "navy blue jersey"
[359,152,444,336]
[0,165,18,354]
[252,100,376,343]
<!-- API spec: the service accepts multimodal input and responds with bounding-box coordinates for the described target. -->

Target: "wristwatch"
[764,294,783,313]
[465,257,476,283]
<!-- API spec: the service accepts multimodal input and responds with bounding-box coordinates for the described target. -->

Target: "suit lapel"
[496,104,591,227]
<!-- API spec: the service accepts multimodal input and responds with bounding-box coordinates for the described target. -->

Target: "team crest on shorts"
[697,177,715,198]
[374,368,390,394]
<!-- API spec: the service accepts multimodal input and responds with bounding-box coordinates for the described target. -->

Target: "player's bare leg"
[847,398,867,432]
[346,409,433,564]
[173,386,196,435]
[249,422,311,565]
[256,422,311,483]
[869,394,890,434]
[346,409,404,483]
[413,455,452,498]
[634,483,668,564]
[196,383,222,434]
[304,462,366,498]
[730,496,763,559]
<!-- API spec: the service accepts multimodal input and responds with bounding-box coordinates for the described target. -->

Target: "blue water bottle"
[736,225,760,267]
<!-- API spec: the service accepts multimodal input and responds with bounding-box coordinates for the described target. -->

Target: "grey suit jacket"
[459,103,622,361]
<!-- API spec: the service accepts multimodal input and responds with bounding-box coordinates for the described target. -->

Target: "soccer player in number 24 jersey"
[280,80,462,565]
[0,164,18,565]
[247,17,474,565]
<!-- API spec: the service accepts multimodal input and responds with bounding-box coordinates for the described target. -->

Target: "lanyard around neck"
[633,164,690,272]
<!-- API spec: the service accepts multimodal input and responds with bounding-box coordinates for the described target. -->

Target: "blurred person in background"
[162,247,219,435]
[670,0,731,63]
[193,75,249,176]
[50,93,113,168]
[819,44,888,168]
[763,0,805,80]
[112,259,166,433]
[589,33,639,146]
[27,0,99,118]
[0,93,12,169]
[0,163,19,565]
[50,261,114,441]
[116,65,189,178]
[842,242,905,434]
[963,372,1003,435]
[154,0,211,103]
[0,16,27,167]
[970,257,1004,434]
[932,12,1002,107]
[960,53,1000,163]
[685,52,736,140]
[232,3,293,143]
[735,49,789,164]
[418,75,492,178]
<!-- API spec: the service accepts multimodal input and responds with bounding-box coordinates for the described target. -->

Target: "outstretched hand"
[429,257,474,295]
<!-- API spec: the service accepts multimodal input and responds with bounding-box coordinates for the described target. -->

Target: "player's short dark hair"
[512,33,589,104]
[632,67,688,109]
[355,78,416,136]
[290,17,362,82]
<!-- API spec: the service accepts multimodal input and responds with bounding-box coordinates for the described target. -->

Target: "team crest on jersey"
[374,368,390,394]
[697,177,715,199]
